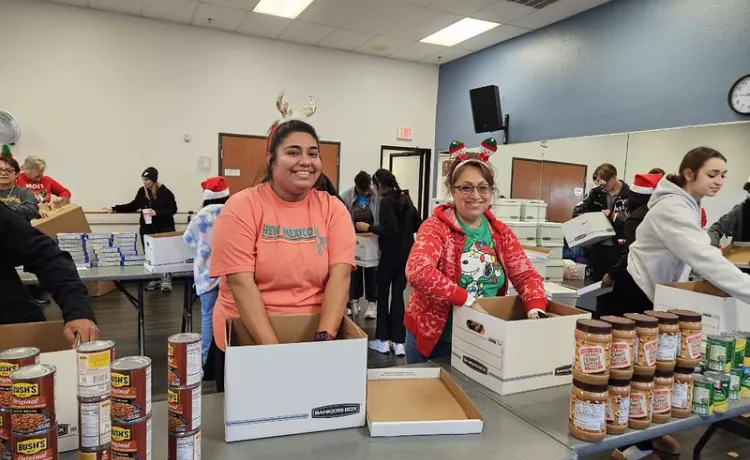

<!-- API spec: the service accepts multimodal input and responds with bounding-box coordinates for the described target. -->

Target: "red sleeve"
[45,176,72,198]
[496,224,548,314]
[16,173,29,187]
[405,216,468,308]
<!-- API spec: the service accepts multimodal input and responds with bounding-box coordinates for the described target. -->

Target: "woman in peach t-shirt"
[209,118,355,392]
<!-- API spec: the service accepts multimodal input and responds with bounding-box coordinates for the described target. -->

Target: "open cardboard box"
[224,314,367,441]
[0,321,78,452]
[722,242,750,268]
[366,368,483,437]
[654,281,750,354]
[355,233,380,268]
[451,297,590,396]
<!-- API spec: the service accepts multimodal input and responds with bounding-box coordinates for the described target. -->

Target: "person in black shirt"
[0,202,98,344]
[105,167,178,291]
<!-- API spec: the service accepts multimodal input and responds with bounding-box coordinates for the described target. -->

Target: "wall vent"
[505,0,562,9]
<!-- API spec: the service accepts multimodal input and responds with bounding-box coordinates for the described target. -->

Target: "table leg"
[182,277,195,334]
[693,422,720,460]
[137,281,145,356]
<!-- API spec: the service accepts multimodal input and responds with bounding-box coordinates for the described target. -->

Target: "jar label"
[657,333,679,361]
[643,340,658,367]
[607,395,630,424]
[652,387,671,413]
[672,381,689,409]
[685,333,702,360]
[610,341,631,369]
[629,392,648,418]
[578,345,606,374]
[574,399,606,433]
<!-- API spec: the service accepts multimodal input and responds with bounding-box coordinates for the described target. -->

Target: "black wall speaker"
[470,85,503,134]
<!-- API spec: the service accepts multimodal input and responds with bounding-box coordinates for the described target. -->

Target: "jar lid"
[667,309,702,323]
[608,378,631,387]
[573,378,608,394]
[624,313,658,328]
[576,319,612,335]
[655,369,674,379]
[631,372,655,383]
[674,366,695,375]
[600,316,636,331]
[645,310,679,325]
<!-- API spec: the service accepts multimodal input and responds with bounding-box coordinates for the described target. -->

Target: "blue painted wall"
[435,0,750,152]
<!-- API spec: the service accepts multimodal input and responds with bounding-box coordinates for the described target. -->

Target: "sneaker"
[368,339,390,354]
[348,300,360,317]
[612,447,658,460]
[145,281,161,291]
[392,343,406,356]
[161,281,172,292]
[364,302,377,319]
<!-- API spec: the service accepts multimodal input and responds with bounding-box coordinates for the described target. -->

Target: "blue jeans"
[405,330,452,364]
[199,288,219,365]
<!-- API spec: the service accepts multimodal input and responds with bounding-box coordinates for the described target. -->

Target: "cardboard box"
[545,260,565,282]
[355,233,380,268]
[451,297,590,395]
[563,212,615,248]
[32,204,91,238]
[505,221,538,244]
[0,321,78,452]
[654,281,750,353]
[722,242,750,268]
[86,281,117,297]
[144,232,193,273]
[366,368,483,437]
[536,222,564,246]
[544,282,579,307]
[491,199,522,221]
[521,200,547,222]
[224,315,367,441]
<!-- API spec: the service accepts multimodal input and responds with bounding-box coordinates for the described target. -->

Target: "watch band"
[314,331,335,342]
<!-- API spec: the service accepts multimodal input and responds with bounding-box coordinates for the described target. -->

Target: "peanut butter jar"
[671,366,695,418]
[628,372,654,430]
[600,316,636,380]
[574,319,612,383]
[652,370,674,423]
[668,309,702,368]
[569,375,608,442]
[646,311,680,371]
[606,378,630,435]
[624,313,658,375]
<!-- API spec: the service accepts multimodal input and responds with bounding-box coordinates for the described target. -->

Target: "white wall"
[0,0,438,213]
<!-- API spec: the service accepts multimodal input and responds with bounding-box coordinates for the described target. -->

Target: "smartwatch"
[314,331,335,342]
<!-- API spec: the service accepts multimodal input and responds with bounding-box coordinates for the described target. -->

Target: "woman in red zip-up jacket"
[404,139,548,363]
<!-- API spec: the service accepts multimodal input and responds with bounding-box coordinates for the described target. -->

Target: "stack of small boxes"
[55,232,145,268]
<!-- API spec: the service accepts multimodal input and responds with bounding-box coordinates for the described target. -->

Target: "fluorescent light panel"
[253,0,315,19]
[420,18,500,47]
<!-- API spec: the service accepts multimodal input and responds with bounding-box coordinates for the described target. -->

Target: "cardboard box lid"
[145,231,185,239]
[366,368,482,424]
[722,242,750,265]
[543,282,578,296]
[0,321,70,352]
[522,245,550,261]
[661,280,730,298]
[474,296,586,321]
[31,204,91,238]
[227,314,366,347]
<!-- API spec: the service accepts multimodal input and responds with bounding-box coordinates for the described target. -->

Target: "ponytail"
[666,173,686,188]
[373,168,416,213]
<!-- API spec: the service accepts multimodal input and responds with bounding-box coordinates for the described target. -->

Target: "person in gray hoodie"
[0,154,38,221]
[628,147,750,308]
[706,176,750,246]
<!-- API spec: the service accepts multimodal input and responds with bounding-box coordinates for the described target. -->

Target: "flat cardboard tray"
[366,368,483,437]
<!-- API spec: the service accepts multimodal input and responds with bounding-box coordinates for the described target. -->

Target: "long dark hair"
[372,168,415,212]
[667,147,726,188]
[262,119,321,185]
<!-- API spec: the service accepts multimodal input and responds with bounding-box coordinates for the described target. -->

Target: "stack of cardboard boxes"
[55,232,144,268]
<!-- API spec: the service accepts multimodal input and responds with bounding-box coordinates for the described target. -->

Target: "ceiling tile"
[471,0,535,23]
[200,0,257,11]
[396,0,432,6]
[278,20,335,46]
[426,0,498,16]
[236,12,291,39]
[142,0,198,24]
[296,0,361,27]
[457,23,528,51]
[45,0,88,6]
[342,0,422,36]
[509,0,611,29]
[192,3,247,31]
[317,28,375,51]
[88,0,144,16]
[388,41,445,61]
[400,7,462,41]
[355,35,413,57]
[420,46,473,64]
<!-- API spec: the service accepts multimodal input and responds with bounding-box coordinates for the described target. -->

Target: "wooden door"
[511,158,587,223]
[219,134,340,195]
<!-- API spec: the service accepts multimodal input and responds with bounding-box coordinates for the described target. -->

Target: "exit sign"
[397,127,413,141]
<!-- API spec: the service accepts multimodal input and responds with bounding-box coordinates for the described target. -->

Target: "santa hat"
[630,173,663,195]
[202,176,230,200]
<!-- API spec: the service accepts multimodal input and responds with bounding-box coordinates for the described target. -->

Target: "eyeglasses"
[453,185,491,196]
[0,168,16,175]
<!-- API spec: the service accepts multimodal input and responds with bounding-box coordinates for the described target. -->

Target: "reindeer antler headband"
[268,91,318,152]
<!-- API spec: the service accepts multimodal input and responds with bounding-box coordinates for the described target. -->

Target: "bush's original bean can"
[112,416,151,460]
[167,386,201,434]
[78,396,111,450]
[10,365,56,436]
[77,447,111,460]
[0,409,10,460]
[0,349,40,409]
[111,357,151,422]
[168,430,200,460]
[77,341,115,399]
[167,334,201,388]
[11,424,57,460]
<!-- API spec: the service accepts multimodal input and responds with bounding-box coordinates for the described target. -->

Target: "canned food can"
[167,386,201,434]
[10,365,56,435]
[0,349,40,409]
[111,357,152,422]
[78,446,111,460]
[167,334,201,388]
[706,335,734,373]
[723,333,747,370]
[694,362,704,375]
[704,371,730,413]
[77,341,115,399]
[78,397,111,450]
[168,430,200,460]
[692,374,714,416]
[729,368,742,401]
[0,409,11,460]
[111,416,151,460]
[11,424,57,460]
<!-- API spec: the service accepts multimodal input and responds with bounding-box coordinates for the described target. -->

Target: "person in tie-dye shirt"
[184,177,230,368]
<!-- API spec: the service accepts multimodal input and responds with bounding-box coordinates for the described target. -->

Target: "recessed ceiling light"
[420,18,500,47]
[253,0,315,19]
